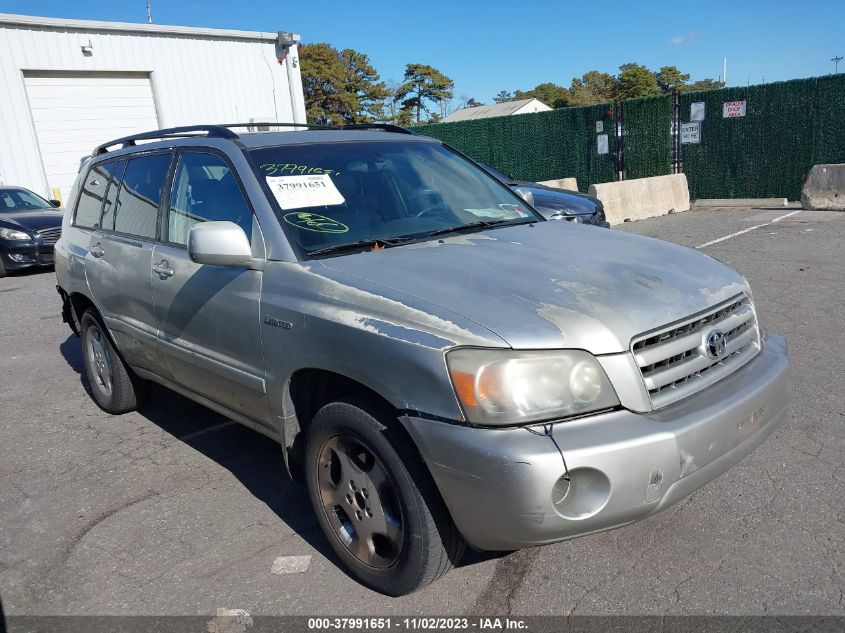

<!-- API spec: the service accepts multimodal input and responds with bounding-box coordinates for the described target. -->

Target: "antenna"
[146,1,152,24]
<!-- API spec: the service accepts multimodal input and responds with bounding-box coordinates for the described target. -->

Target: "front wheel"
[304,398,465,595]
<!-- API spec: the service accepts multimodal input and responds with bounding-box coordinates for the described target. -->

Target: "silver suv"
[55,123,790,595]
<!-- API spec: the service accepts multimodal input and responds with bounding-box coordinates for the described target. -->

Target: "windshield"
[0,189,52,212]
[249,140,540,255]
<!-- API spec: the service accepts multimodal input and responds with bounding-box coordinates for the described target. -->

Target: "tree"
[339,48,389,123]
[465,97,484,108]
[299,43,351,124]
[493,90,514,103]
[656,65,691,93]
[299,43,388,124]
[568,70,616,105]
[514,82,570,108]
[615,63,661,100]
[395,63,454,123]
[688,78,726,92]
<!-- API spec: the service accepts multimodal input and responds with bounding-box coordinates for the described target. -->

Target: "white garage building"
[0,13,306,201]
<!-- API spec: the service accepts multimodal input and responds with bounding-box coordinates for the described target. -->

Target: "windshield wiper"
[307,236,416,257]
[426,218,522,238]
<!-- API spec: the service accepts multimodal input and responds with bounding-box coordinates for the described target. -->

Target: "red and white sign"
[723,100,747,118]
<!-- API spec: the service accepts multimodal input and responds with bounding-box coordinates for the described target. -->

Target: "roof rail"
[217,122,416,135]
[93,124,239,155]
[93,122,416,156]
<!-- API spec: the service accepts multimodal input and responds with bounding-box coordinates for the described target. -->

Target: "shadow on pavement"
[58,333,501,589]
[58,334,343,576]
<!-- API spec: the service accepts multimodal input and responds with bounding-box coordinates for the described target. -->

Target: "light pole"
[834,56,843,74]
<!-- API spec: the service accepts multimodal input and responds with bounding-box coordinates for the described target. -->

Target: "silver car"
[55,123,790,596]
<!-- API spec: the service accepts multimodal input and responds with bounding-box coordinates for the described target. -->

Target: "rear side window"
[113,154,172,239]
[74,162,118,228]
[99,160,127,232]
[167,152,252,245]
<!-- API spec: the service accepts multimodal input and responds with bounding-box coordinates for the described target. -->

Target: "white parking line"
[178,420,237,442]
[695,210,802,249]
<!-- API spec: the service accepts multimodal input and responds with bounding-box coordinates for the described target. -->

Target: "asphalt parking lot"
[1,205,843,618]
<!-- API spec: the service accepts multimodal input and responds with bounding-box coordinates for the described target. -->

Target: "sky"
[2,0,843,107]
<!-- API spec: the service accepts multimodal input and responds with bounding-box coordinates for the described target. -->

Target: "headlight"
[446,348,619,426]
[0,228,31,241]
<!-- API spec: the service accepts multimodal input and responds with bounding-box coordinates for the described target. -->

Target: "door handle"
[90,244,105,258]
[153,260,174,277]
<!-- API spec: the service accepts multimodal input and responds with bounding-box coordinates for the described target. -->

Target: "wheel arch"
[281,367,415,481]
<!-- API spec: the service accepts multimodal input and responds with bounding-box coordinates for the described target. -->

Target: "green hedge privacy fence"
[680,74,845,200]
[412,74,845,200]
[412,103,617,190]
[619,94,673,180]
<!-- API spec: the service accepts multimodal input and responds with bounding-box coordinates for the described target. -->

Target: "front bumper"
[1,242,55,271]
[401,330,789,551]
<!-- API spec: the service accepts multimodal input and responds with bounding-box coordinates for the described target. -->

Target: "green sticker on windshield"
[283,212,349,234]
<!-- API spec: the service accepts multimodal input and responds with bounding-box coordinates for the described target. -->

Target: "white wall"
[0,16,305,197]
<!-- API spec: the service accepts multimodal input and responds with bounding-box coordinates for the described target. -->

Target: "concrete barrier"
[588,174,690,225]
[537,177,578,191]
[801,164,845,211]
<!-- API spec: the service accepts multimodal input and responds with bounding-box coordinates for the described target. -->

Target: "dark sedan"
[0,186,63,277]
[481,164,609,228]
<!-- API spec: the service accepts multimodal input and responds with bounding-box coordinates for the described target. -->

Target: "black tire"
[0,257,7,278]
[305,397,465,595]
[80,309,148,414]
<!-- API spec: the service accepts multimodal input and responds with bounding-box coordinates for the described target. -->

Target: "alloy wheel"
[316,434,404,568]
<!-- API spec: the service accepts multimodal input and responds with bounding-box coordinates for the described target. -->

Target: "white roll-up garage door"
[24,71,160,202]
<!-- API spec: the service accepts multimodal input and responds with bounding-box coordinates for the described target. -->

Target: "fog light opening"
[551,467,611,520]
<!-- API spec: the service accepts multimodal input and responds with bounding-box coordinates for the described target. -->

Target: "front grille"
[36,226,61,246]
[632,294,761,409]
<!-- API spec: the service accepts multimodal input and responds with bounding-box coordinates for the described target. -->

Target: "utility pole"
[146,1,152,24]
[723,57,727,85]
[833,56,843,74]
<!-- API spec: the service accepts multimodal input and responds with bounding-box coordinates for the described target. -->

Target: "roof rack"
[218,122,415,135]
[92,122,416,156]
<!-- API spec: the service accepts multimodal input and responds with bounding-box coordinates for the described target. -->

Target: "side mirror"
[187,221,253,266]
[512,187,535,208]
[49,199,62,208]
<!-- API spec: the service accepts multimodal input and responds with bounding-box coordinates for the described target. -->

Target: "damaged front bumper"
[401,331,789,551]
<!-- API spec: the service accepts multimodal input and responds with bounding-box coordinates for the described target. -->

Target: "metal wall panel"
[0,19,304,198]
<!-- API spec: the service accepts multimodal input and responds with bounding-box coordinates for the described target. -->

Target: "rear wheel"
[305,398,465,595]
[80,309,148,414]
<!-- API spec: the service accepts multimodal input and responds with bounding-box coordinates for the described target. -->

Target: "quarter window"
[99,160,127,232]
[74,162,118,229]
[113,154,172,239]
[167,152,252,245]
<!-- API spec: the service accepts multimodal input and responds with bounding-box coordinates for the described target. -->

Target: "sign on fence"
[690,102,705,121]
[595,120,604,133]
[596,134,609,155]
[680,122,701,144]
[723,100,747,118]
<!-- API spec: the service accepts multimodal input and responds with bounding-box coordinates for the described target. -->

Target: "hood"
[319,221,749,354]
[0,209,63,233]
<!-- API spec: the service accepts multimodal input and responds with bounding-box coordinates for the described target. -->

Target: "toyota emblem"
[705,329,728,359]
